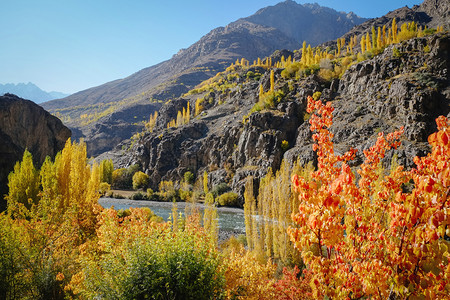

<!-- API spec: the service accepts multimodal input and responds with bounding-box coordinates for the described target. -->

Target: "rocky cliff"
[118,32,449,206]
[0,94,71,209]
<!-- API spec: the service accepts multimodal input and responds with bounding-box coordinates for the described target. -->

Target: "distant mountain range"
[0,82,69,103]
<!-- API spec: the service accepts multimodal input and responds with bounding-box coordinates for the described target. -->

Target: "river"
[98,198,246,240]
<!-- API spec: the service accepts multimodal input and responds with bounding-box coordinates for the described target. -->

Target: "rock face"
[419,0,450,27]
[119,33,449,207]
[0,94,71,208]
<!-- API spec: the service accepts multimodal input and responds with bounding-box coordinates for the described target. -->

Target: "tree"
[289,95,450,299]
[184,171,194,184]
[371,26,376,50]
[270,69,275,92]
[392,18,398,43]
[203,171,208,194]
[360,35,366,53]
[6,149,39,214]
[366,32,371,51]
[99,159,114,184]
[132,171,149,190]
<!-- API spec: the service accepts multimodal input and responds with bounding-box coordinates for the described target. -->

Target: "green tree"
[184,171,194,184]
[132,171,149,190]
[99,159,114,184]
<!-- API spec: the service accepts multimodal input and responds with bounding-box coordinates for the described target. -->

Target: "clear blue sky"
[0,0,422,94]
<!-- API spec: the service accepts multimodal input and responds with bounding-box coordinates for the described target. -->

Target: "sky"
[0,0,422,95]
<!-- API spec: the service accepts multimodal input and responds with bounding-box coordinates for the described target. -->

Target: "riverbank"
[98,197,246,242]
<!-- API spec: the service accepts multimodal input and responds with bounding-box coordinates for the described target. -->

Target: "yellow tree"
[203,171,208,194]
[360,35,366,53]
[6,149,40,215]
[371,26,376,49]
[244,178,256,251]
[392,18,398,43]
[301,41,307,65]
[365,32,371,51]
[270,69,275,92]
[377,27,382,49]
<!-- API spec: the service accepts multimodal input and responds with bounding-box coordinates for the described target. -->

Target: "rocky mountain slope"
[242,0,367,46]
[321,0,450,49]
[115,31,449,206]
[0,82,69,103]
[0,94,71,210]
[41,1,368,156]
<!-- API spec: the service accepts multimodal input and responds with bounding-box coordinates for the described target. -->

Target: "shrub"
[76,209,225,299]
[98,182,111,196]
[184,171,194,184]
[211,183,230,197]
[393,47,403,58]
[130,191,146,200]
[216,192,239,207]
[312,91,321,100]
[112,165,139,189]
[281,140,289,151]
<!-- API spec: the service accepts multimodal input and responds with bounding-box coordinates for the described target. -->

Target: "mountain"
[321,0,450,49]
[41,1,368,156]
[0,82,69,103]
[0,94,71,210]
[241,0,367,46]
[115,31,449,206]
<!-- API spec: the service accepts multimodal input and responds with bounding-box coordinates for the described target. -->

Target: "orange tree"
[289,96,449,299]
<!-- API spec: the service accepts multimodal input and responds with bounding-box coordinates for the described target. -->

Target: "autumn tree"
[99,159,114,184]
[289,96,450,299]
[6,149,39,214]
[132,171,149,190]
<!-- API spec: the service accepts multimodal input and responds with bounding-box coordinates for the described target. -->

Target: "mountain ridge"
[0,82,69,103]
[41,1,369,156]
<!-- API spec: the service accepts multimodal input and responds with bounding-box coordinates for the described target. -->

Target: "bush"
[98,182,111,196]
[211,183,230,197]
[216,192,239,207]
[132,171,149,190]
[281,140,289,151]
[184,171,194,184]
[130,191,147,200]
[77,209,225,299]
[112,165,140,189]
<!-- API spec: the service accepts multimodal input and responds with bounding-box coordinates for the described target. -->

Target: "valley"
[1,0,449,299]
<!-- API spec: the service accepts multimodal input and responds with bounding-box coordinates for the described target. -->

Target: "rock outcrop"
[0,94,71,209]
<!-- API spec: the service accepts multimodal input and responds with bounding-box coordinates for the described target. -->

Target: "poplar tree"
[392,18,398,43]
[300,41,307,65]
[371,26,377,49]
[6,150,39,214]
[366,32,371,51]
[99,159,114,184]
[377,27,382,49]
[360,35,366,53]
[203,171,208,194]
[270,70,275,92]
[244,178,255,250]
